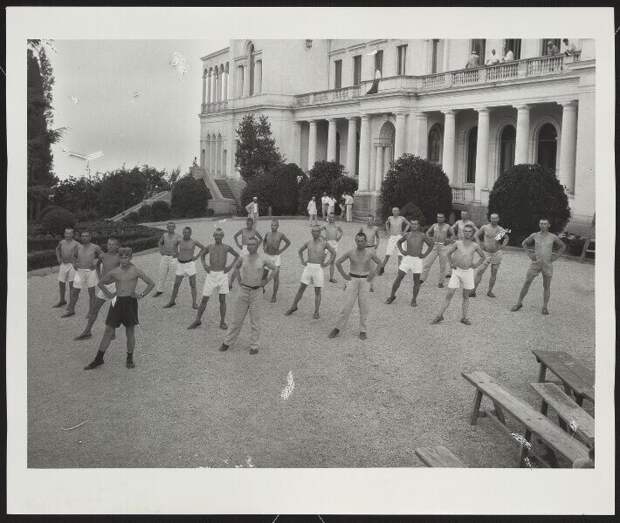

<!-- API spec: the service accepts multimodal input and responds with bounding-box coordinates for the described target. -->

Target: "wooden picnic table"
[532,350,594,406]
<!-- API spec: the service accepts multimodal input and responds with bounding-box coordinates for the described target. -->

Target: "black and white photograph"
[6,6,615,516]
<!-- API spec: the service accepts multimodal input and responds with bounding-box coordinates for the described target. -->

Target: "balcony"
[452,186,475,203]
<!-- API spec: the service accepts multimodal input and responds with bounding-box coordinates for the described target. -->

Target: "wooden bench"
[530,382,595,448]
[415,446,467,467]
[462,371,590,467]
[532,350,594,406]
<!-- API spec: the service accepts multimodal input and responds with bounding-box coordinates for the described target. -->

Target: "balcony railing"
[452,186,475,203]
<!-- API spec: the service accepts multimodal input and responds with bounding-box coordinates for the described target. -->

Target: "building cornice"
[201,47,230,61]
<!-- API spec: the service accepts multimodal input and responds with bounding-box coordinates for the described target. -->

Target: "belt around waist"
[349,273,368,278]
[241,283,261,290]
[178,258,194,264]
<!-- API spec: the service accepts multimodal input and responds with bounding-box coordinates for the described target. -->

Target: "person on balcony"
[465,51,480,69]
[485,49,500,66]
[502,48,515,62]
[366,68,382,95]
[562,39,577,56]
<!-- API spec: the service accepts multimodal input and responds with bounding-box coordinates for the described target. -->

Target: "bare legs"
[262,268,280,302]
[432,288,471,324]
[76,297,106,339]
[188,294,228,329]
[286,284,321,319]
[84,324,135,370]
[54,281,73,307]
[473,263,499,297]
[512,273,537,312]
[164,275,197,308]
[62,285,95,318]
[386,270,406,303]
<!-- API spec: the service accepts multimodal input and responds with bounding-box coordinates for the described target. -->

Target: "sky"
[45,39,228,180]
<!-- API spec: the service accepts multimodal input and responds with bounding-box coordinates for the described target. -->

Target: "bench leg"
[574,394,584,407]
[519,430,532,467]
[470,390,483,425]
[537,363,547,382]
[492,402,506,425]
[539,399,548,417]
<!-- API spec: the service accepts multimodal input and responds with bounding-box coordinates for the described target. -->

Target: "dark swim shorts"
[105,296,139,328]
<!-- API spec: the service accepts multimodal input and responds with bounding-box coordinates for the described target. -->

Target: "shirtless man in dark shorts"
[511,218,566,315]
[231,218,263,288]
[54,228,79,307]
[471,213,509,298]
[285,226,337,319]
[385,219,434,307]
[431,224,485,325]
[164,226,206,309]
[328,231,383,340]
[84,247,155,369]
[262,219,291,302]
[75,237,121,340]
[188,228,239,330]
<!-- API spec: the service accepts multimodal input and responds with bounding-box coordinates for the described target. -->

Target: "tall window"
[397,45,407,75]
[499,125,516,176]
[353,55,362,85]
[428,124,443,163]
[248,43,255,96]
[542,38,561,55]
[431,39,440,73]
[237,65,244,97]
[537,123,557,173]
[375,49,383,75]
[466,127,478,184]
[504,39,522,59]
[471,39,486,62]
[334,60,342,89]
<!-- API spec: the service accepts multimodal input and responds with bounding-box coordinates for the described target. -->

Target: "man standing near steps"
[363,215,381,292]
[62,231,103,318]
[471,213,509,298]
[431,224,485,325]
[219,238,277,355]
[321,192,330,220]
[163,226,205,309]
[153,221,181,297]
[53,228,79,308]
[285,226,337,319]
[188,228,239,330]
[231,218,263,288]
[328,231,383,341]
[245,196,259,222]
[307,196,318,226]
[378,207,411,275]
[321,213,343,283]
[84,247,155,370]
[420,212,454,288]
[262,219,291,302]
[385,219,434,307]
[511,218,566,315]
[75,237,121,340]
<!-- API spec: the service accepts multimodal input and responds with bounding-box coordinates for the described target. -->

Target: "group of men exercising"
[53,206,565,368]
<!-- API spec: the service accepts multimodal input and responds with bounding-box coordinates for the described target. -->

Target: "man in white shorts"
[378,207,411,275]
[431,224,484,325]
[262,219,291,302]
[54,228,79,307]
[188,228,239,330]
[321,213,343,283]
[285,226,336,319]
[164,226,206,310]
[153,221,181,297]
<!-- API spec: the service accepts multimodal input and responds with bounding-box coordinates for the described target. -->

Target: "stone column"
[417,113,429,159]
[514,104,531,164]
[358,115,371,191]
[407,111,418,154]
[327,118,337,162]
[374,146,384,192]
[201,70,207,113]
[346,117,357,176]
[243,65,250,97]
[559,100,578,193]
[308,120,318,170]
[207,70,212,105]
[474,107,490,200]
[441,110,456,184]
[223,64,229,101]
[394,113,407,160]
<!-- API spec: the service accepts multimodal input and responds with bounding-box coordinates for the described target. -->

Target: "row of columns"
[202,64,230,112]
[203,136,225,177]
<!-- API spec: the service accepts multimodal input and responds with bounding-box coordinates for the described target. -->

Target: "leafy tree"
[399,202,427,227]
[151,200,172,221]
[297,161,358,215]
[97,169,148,218]
[241,162,304,216]
[51,175,101,218]
[40,207,76,235]
[235,114,283,181]
[380,154,452,223]
[171,175,211,218]
[488,163,571,245]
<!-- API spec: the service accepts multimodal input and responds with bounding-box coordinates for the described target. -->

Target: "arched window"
[466,127,477,184]
[248,43,255,96]
[537,123,557,173]
[428,124,443,163]
[499,125,516,176]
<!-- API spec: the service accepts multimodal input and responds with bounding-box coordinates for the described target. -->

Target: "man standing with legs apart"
[511,218,566,315]
[321,213,343,283]
[385,220,434,307]
[321,192,330,221]
[421,212,454,288]
[153,221,181,297]
[164,227,205,309]
[84,247,155,370]
[75,237,121,340]
[344,192,354,223]
[219,238,276,355]
[262,219,291,302]
[328,231,383,340]
[307,196,318,226]
[471,213,509,298]
[231,218,263,288]
[363,215,381,292]
[431,225,484,325]
[188,228,239,330]
[54,228,79,308]
[285,226,336,319]
[62,231,103,318]
[378,207,411,275]
[245,196,259,222]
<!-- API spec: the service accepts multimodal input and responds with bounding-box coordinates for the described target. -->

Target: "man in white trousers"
[153,221,181,297]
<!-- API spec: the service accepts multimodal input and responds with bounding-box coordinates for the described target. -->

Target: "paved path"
[28,218,595,468]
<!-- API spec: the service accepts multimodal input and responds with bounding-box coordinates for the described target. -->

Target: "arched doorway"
[375,121,395,189]
[466,126,477,184]
[428,123,443,163]
[499,125,516,176]
[537,123,558,174]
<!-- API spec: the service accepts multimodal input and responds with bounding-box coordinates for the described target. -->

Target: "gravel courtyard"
[27,217,595,468]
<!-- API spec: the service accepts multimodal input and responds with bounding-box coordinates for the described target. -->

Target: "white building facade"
[199,38,595,226]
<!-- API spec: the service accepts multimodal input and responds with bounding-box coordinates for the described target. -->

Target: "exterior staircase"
[109,190,170,222]
[214,178,235,200]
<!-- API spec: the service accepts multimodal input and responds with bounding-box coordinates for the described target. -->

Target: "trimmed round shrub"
[137,203,152,222]
[39,207,77,235]
[297,161,358,216]
[38,204,64,221]
[488,163,571,245]
[380,154,452,224]
[241,162,305,216]
[151,200,171,221]
[400,202,426,227]
[171,175,211,218]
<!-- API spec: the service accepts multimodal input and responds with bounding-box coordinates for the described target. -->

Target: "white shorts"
[263,254,282,267]
[176,260,197,277]
[385,235,402,256]
[300,263,324,288]
[240,246,249,256]
[58,262,76,283]
[448,267,475,290]
[399,255,423,274]
[95,283,116,301]
[73,268,98,289]
[202,271,229,297]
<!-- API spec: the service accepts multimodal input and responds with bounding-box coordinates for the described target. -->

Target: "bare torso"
[58,239,79,263]
[240,228,259,245]
[386,216,407,236]
[206,243,232,271]
[264,231,284,255]
[530,232,558,264]
[429,223,451,244]
[307,238,328,264]
[322,224,341,241]
[76,243,101,270]
[99,252,120,276]
[178,239,199,262]
[480,224,505,253]
[346,248,374,276]
[239,254,266,286]
[364,225,379,248]
[108,265,141,296]
[451,240,479,269]
[402,231,428,257]
[160,233,181,256]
